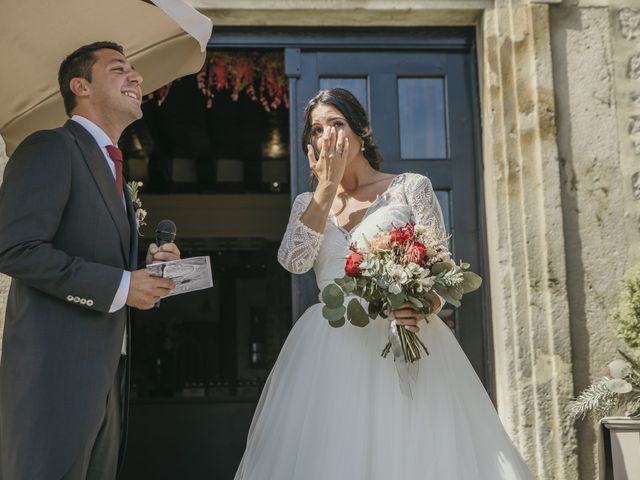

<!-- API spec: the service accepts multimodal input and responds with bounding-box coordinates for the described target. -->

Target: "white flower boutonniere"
[127,180,147,236]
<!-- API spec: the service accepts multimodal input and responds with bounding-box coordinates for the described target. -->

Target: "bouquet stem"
[381,326,429,362]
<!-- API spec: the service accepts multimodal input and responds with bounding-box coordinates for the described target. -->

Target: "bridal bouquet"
[320,222,482,372]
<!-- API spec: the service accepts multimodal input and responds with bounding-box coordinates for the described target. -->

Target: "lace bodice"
[277,173,447,290]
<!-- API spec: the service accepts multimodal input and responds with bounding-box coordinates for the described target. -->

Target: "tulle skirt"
[235,303,534,480]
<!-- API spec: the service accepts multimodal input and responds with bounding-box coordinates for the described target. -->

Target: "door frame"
[208,27,494,399]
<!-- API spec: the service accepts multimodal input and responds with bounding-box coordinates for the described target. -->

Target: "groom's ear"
[69,77,90,99]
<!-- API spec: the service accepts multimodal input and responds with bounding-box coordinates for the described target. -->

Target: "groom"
[0,42,178,480]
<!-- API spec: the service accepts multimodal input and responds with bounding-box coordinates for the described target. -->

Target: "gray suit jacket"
[0,120,138,480]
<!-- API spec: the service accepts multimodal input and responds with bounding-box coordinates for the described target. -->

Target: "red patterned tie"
[105,145,124,197]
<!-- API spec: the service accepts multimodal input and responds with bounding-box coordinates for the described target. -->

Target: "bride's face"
[310,103,362,165]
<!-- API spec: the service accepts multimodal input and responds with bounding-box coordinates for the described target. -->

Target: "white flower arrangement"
[127,180,147,236]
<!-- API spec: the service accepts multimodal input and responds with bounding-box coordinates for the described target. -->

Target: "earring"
[361,142,365,152]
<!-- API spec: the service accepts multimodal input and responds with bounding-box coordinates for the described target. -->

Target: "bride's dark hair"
[301,88,383,180]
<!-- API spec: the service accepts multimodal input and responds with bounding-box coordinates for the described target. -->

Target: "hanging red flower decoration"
[147,51,289,112]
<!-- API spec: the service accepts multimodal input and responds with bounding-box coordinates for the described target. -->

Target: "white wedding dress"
[235,173,534,480]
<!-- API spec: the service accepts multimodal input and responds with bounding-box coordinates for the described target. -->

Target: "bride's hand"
[391,303,425,334]
[307,126,349,186]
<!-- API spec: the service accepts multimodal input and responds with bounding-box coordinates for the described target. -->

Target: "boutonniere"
[127,180,147,236]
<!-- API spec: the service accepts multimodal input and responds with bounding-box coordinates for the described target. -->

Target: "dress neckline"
[329,173,405,236]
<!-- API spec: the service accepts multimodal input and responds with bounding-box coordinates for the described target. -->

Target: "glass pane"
[319,78,368,111]
[435,190,451,235]
[398,78,447,159]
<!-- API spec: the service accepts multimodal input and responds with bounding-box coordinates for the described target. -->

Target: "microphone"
[153,219,177,307]
[155,219,176,246]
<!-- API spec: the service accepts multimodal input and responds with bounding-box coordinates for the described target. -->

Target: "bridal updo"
[301,88,383,174]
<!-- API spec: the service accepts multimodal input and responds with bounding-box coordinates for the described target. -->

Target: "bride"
[235,88,534,480]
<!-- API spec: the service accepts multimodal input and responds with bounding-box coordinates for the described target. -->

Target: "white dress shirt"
[71,115,131,354]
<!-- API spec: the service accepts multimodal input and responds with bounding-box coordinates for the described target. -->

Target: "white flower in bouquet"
[385,261,409,285]
[126,180,147,236]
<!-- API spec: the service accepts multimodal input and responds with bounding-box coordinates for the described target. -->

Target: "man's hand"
[126,269,175,310]
[146,242,180,265]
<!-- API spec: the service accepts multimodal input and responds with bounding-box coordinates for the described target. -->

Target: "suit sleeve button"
[87,300,94,307]
[66,295,74,301]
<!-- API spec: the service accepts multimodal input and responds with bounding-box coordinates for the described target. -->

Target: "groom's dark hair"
[58,41,125,116]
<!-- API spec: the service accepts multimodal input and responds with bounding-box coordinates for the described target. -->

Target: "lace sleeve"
[405,173,447,239]
[277,192,324,274]
[405,174,447,314]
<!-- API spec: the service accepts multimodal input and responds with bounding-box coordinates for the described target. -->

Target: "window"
[398,78,447,160]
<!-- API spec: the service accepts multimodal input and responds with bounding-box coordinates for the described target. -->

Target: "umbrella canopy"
[0,0,212,155]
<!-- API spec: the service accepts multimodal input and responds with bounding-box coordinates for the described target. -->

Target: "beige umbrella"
[0,0,212,155]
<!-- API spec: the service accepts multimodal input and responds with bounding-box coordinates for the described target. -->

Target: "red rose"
[390,224,414,245]
[345,252,364,277]
[404,242,427,266]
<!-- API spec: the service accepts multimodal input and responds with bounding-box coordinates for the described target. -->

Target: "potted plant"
[569,265,640,479]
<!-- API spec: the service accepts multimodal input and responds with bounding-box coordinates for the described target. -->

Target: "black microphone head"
[155,219,177,245]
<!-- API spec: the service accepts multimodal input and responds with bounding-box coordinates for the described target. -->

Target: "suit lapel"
[65,120,130,261]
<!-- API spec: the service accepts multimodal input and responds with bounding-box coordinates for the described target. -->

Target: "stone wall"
[612,3,640,264]
[482,3,577,478]
[550,3,627,479]
[549,2,640,478]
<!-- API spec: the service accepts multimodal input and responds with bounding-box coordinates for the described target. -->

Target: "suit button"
[66,295,74,301]
[87,300,94,307]
[80,299,87,305]
[73,296,80,303]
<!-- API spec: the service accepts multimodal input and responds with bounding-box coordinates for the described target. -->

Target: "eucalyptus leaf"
[422,291,440,314]
[433,284,449,297]
[448,298,461,308]
[449,286,463,301]
[322,305,347,322]
[460,271,482,293]
[321,284,344,309]
[431,262,453,275]
[407,296,423,309]
[387,292,406,309]
[368,300,384,319]
[342,277,356,294]
[433,284,459,307]
[347,298,370,327]
[328,317,346,328]
[605,378,633,394]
